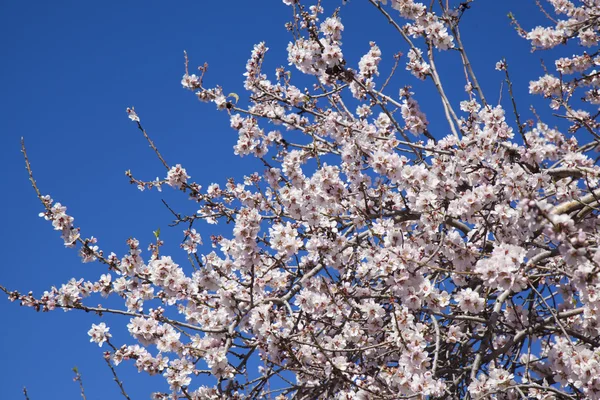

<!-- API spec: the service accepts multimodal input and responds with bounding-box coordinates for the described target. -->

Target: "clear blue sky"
[0,1,558,398]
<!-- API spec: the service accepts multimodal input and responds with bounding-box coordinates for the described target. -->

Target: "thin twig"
[451,24,487,106]
[104,353,132,400]
[134,120,170,170]
[503,60,528,146]
[72,367,87,400]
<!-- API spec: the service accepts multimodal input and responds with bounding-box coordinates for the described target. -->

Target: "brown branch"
[0,284,227,334]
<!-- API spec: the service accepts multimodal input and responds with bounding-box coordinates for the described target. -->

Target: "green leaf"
[153,228,161,239]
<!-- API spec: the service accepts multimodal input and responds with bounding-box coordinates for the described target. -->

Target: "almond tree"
[4,0,600,398]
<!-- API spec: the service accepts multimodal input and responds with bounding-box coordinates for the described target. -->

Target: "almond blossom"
[5,0,600,399]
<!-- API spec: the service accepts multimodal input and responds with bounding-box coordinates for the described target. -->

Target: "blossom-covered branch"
[7,0,600,399]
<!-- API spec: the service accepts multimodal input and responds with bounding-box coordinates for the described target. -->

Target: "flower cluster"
[400,95,428,135]
[166,164,190,189]
[88,322,111,347]
[181,228,202,254]
[38,196,79,246]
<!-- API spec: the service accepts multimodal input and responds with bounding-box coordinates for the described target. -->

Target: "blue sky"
[0,1,560,398]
